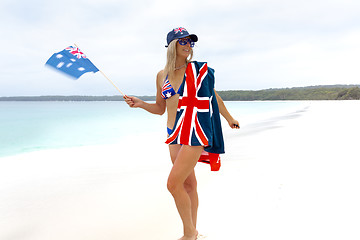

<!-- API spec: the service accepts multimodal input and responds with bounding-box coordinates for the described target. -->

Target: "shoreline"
[0,100,308,159]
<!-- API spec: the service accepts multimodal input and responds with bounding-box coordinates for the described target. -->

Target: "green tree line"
[1,85,359,101]
[217,86,360,101]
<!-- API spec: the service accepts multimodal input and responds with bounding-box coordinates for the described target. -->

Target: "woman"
[125,27,239,240]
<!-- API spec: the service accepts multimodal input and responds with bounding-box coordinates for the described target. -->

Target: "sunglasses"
[178,38,195,48]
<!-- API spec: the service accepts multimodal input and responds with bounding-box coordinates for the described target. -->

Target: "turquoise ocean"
[0,101,308,158]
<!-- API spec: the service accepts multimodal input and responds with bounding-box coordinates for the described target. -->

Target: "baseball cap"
[165,27,198,47]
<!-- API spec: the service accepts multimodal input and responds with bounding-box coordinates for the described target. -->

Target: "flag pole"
[74,43,126,97]
[98,69,126,97]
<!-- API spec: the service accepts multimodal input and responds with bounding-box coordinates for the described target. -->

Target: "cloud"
[0,0,359,96]
[215,29,360,90]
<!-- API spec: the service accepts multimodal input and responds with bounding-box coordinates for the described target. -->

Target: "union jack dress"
[166,61,225,171]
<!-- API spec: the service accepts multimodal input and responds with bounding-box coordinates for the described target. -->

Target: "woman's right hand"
[124,96,143,108]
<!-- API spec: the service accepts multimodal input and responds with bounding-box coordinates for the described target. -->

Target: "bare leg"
[169,145,199,228]
[184,170,198,227]
[167,145,203,239]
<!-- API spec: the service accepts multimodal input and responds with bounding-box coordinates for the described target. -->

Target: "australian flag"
[166,61,225,171]
[45,46,99,79]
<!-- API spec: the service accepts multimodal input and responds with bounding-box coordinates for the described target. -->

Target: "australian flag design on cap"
[166,27,198,47]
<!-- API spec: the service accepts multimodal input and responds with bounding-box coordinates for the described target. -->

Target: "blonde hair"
[164,39,193,79]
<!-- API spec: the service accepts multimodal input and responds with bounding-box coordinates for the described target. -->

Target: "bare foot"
[196,234,207,239]
[178,236,197,240]
[178,230,198,240]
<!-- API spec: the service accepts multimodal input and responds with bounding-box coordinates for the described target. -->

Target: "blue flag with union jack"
[166,61,225,170]
[45,46,99,79]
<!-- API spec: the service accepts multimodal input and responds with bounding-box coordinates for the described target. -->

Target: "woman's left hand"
[228,118,240,129]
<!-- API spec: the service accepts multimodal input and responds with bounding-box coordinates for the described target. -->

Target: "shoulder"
[156,70,165,87]
[190,61,215,75]
[191,61,214,71]
[157,70,166,80]
[157,69,164,77]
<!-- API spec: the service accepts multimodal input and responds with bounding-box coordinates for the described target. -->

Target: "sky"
[1,0,360,96]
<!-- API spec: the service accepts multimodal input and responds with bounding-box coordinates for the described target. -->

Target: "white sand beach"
[1,101,360,240]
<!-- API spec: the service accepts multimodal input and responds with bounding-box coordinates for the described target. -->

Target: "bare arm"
[214,89,240,129]
[124,71,166,115]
